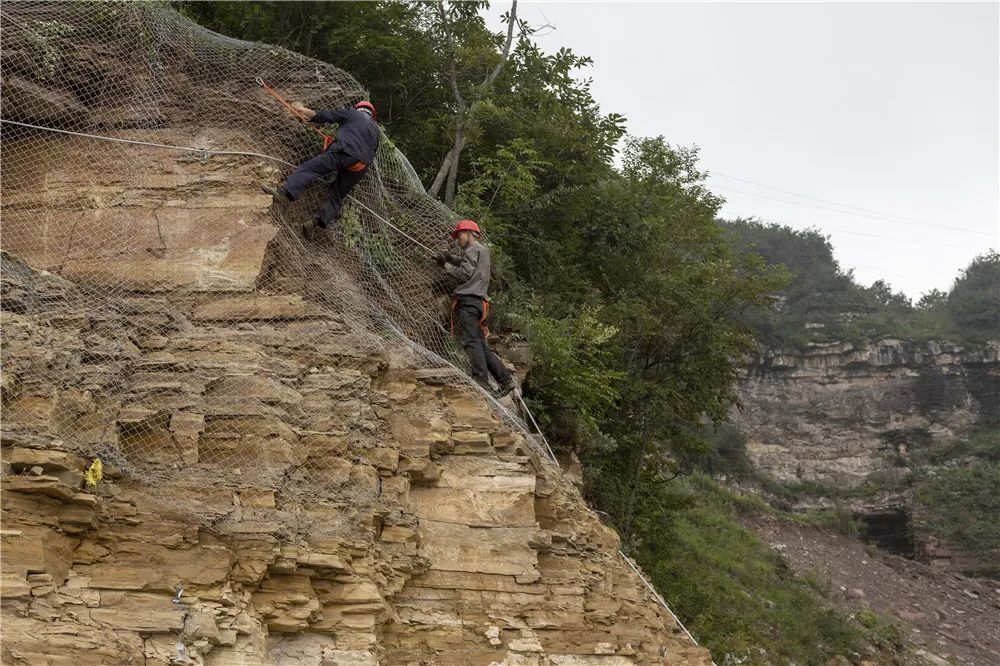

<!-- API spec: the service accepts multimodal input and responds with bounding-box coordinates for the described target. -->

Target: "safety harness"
[450,296,490,339]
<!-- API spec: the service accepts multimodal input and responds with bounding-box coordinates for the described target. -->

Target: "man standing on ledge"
[437,220,517,397]
[261,100,380,239]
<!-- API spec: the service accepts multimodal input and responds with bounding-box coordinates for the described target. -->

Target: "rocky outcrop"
[1,92,708,666]
[1,249,708,665]
[0,130,283,293]
[735,339,1000,487]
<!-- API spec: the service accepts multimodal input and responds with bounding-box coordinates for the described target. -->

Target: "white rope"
[621,552,714,661]
[513,392,711,659]
[0,119,296,167]
[347,196,437,256]
[3,115,710,660]
[516,393,558,464]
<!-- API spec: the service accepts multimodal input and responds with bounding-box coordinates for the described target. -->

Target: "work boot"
[260,183,291,204]
[496,379,517,397]
[301,219,317,241]
[474,379,492,393]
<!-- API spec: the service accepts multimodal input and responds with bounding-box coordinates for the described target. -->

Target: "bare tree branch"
[428,4,465,199]
[482,0,518,89]
[427,149,453,200]
[437,2,465,111]
[426,0,521,204]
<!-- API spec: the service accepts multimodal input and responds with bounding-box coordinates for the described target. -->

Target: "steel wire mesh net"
[0,1,535,522]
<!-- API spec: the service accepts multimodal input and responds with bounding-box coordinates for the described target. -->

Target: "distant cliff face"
[735,339,1000,487]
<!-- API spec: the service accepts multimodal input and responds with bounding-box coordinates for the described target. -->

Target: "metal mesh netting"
[0,6,715,651]
[0,1,539,519]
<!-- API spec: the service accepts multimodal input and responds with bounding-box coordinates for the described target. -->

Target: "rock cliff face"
[735,340,999,488]
[0,52,708,666]
[0,220,707,666]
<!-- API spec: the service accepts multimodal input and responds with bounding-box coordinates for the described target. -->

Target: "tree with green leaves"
[947,250,1000,341]
[723,219,997,346]
[425,1,525,205]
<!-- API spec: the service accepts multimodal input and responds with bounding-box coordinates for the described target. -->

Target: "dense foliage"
[912,428,1000,578]
[724,220,999,347]
[643,475,913,664]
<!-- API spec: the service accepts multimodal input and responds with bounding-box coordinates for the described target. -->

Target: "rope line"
[517,393,558,464]
[255,77,334,151]
[347,196,437,255]
[516,392,713,660]
[0,119,296,167]
[621,551,709,655]
[2,115,710,658]
[0,118,433,255]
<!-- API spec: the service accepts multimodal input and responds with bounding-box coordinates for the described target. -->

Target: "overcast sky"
[486,1,999,299]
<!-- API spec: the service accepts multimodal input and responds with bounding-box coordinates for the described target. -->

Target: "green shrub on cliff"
[638,474,909,664]
[947,251,1000,342]
[912,428,1000,577]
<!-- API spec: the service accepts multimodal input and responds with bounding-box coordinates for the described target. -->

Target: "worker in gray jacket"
[437,220,516,396]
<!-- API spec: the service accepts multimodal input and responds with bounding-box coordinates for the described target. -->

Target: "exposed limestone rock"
[2,75,89,124]
[736,339,999,487]
[1,132,281,293]
[1,248,709,664]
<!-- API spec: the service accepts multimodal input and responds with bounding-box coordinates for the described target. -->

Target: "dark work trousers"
[455,295,512,385]
[281,149,368,228]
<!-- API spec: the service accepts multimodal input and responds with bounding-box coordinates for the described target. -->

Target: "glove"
[291,102,317,123]
[434,252,449,267]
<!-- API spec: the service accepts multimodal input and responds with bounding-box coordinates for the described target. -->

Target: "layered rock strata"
[1,132,709,664]
[736,340,999,487]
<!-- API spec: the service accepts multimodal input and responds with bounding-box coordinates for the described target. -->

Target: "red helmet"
[451,219,481,239]
[354,100,377,120]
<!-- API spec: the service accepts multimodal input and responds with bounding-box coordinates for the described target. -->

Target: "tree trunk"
[444,124,464,206]
[427,146,455,199]
[426,0,519,203]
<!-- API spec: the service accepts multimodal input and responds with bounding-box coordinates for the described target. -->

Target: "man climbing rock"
[437,220,517,397]
[261,100,380,239]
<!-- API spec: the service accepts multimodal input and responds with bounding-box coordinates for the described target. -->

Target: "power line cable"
[737,215,971,249]
[714,184,995,238]
[712,171,994,237]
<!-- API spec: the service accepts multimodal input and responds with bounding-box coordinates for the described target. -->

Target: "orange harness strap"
[450,297,490,339]
[257,78,334,151]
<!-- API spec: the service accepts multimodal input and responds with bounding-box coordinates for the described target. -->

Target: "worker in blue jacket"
[262,100,380,239]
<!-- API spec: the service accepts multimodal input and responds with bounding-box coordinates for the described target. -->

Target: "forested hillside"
[724,219,999,348]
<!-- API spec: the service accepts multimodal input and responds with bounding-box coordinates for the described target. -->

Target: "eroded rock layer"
[736,340,999,487]
[1,135,708,664]
[1,254,708,665]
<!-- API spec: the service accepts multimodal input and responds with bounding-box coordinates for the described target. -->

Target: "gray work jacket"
[446,241,491,301]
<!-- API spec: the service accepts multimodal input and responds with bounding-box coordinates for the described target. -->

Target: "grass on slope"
[636,474,911,665]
